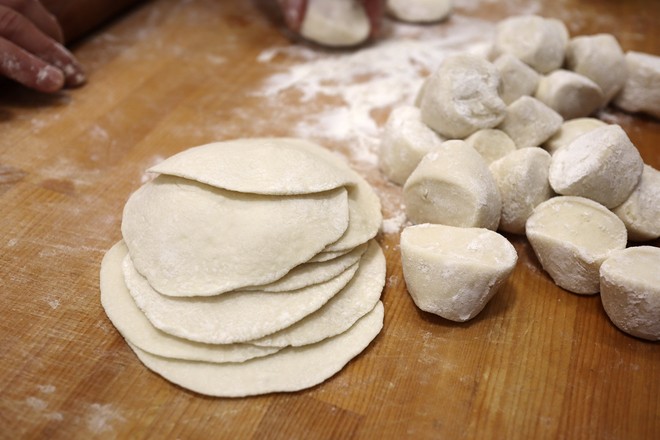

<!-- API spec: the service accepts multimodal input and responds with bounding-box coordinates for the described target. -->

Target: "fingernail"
[36,65,65,93]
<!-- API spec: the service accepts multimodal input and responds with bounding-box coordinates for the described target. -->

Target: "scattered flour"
[86,403,126,435]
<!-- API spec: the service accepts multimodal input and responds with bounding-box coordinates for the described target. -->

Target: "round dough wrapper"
[126,302,384,397]
[401,224,517,322]
[122,175,349,297]
[543,118,607,155]
[149,138,357,196]
[613,51,660,119]
[308,248,354,263]
[612,165,660,242]
[549,124,643,209]
[300,0,370,47]
[464,128,516,165]
[252,240,385,347]
[122,252,360,345]
[525,196,627,294]
[600,246,660,341]
[498,96,563,149]
[403,140,502,230]
[535,70,604,120]
[100,241,280,363]
[489,147,554,234]
[386,0,452,23]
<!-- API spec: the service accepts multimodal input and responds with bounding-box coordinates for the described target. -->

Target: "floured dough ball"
[565,34,627,105]
[300,0,370,47]
[498,96,563,149]
[613,51,660,119]
[489,147,554,234]
[400,224,517,322]
[549,124,643,208]
[419,53,506,138]
[612,165,660,242]
[543,117,607,155]
[379,105,445,185]
[494,15,569,74]
[535,70,604,119]
[494,53,540,104]
[101,138,386,397]
[464,129,516,164]
[403,140,502,230]
[387,0,452,23]
[526,196,627,294]
[600,246,660,341]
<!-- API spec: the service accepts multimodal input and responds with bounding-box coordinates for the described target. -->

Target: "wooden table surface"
[1,0,658,438]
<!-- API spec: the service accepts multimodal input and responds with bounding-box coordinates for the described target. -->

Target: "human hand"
[0,0,85,93]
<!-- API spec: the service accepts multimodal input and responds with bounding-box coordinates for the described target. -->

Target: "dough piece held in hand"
[549,124,643,208]
[403,140,501,230]
[379,106,444,185]
[386,0,452,23]
[494,54,540,105]
[565,34,627,105]
[543,117,607,155]
[401,224,517,322]
[613,51,660,119]
[600,246,660,341]
[489,147,554,234]
[300,0,370,47]
[526,196,627,294]
[499,96,563,149]
[535,70,604,119]
[612,165,660,242]
[464,129,516,164]
[420,54,506,139]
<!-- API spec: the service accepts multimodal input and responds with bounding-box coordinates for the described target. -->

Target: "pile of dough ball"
[101,138,386,397]
[379,15,659,338]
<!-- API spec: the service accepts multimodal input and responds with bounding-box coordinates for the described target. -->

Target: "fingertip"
[35,65,65,93]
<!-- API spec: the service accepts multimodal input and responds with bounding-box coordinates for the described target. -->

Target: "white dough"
[127,302,384,397]
[400,224,517,322]
[122,175,349,296]
[565,34,627,105]
[403,140,502,230]
[549,124,643,208]
[489,147,554,234]
[600,247,660,341]
[493,53,540,105]
[612,165,660,242]
[379,106,445,185]
[100,241,280,363]
[386,0,452,23]
[525,196,627,294]
[498,96,563,149]
[543,117,607,155]
[613,51,660,119]
[123,253,359,344]
[420,53,506,139]
[300,0,370,47]
[464,128,516,164]
[494,15,569,74]
[535,70,604,119]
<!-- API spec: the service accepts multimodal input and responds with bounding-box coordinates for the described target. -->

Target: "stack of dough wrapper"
[100,138,386,397]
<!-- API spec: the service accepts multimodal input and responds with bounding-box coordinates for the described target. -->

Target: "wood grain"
[1,1,658,439]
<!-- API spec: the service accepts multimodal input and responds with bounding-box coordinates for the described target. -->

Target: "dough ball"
[300,0,370,47]
[612,165,660,242]
[565,34,627,105]
[494,15,569,74]
[534,70,604,120]
[498,96,563,149]
[489,147,554,234]
[600,246,660,341]
[387,0,452,23]
[403,140,502,230]
[464,128,516,164]
[613,51,660,119]
[379,106,445,185]
[494,53,540,105]
[400,224,517,322]
[420,53,506,139]
[526,196,627,294]
[543,117,607,155]
[548,124,643,208]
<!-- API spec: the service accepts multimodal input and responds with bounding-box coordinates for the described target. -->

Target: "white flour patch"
[37,384,56,394]
[7,238,18,247]
[26,397,48,411]
[86,403,126,435]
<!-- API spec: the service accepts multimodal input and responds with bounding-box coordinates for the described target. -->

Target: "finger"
[0,5,84,87]
[1,0,64,42]
[361,0,385,37]
[0,37,64,92]
[277,0,307,31]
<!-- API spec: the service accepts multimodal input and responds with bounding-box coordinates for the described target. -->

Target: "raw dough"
[464,128,516,165]
[543,117,607,155]
[403,140,501,230]
[386,0,452,23]
[493,53,540,105]
[600,246,660,341]
[548,124,643,208]
[420,53,506,138]
[612,165,660,242]
[535,70,604,119]
[400,224,517,322]
[127,302,384,397]
[525,196,627,294]
[300,0,370,47]
[498,96,563,149]
[613,51,660,119]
